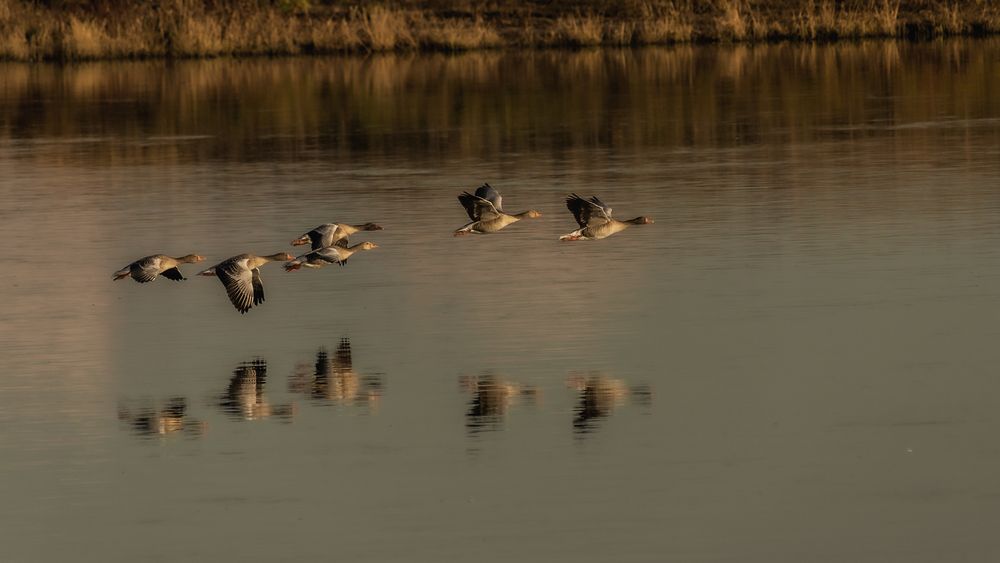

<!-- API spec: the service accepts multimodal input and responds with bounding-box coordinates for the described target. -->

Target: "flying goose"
[291,222,383,250]
[113,254,205,282]
[284,242,379,271]
[198,252,293,313]
[454,183,542,236]
[560,194,653,241]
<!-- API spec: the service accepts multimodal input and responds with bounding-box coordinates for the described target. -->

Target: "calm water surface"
[2,41,1000,562]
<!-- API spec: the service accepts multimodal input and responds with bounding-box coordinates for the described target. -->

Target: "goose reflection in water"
[288,338,383,409]
[219,359,296,421]
[117,397,206,438]
[566,374,652,434]
[460,374,539,434]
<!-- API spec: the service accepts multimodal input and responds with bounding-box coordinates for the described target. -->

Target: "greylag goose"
[284,242,378,271]
[112,254,205,282]
[454,183,542,236]
[198,252,293,314]
[559,194,653,241]
[291,222,383,249]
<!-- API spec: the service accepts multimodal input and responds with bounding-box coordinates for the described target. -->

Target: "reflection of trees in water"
[219,359,296,422]
[2,41,996,165]
[288,339,383,410]
[118,397,206,438]
[460,374,538,435]
[566,374,652,434]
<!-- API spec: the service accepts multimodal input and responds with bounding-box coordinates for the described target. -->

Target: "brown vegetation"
[0,0,997,60]
[2,40,997,167]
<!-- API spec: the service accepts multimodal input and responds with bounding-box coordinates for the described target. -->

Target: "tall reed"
[0,0,996,61]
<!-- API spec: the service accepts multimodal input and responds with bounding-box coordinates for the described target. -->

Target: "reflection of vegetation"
[0,1,998,60]
[1,41,997,165]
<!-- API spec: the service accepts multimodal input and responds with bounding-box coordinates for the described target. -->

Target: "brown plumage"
[284,242,379,271]
[198,252,293,314]
[290,222,384,250]
[454,183,542,235]
[112,254,205,283]
[560,194,653,241]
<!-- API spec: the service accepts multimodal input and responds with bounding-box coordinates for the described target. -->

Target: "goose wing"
[215,258,256,313]
[474,183,503,212]
[160,267,185,281]
[307,224,339,250]
[251,268,265,307]
[566,193,613,228]
[458,191,502,222]
[310,247,346,265]
[130,255,161,283]
[458,192,480,221]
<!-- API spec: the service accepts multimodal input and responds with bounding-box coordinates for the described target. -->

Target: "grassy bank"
[1,0,999,60]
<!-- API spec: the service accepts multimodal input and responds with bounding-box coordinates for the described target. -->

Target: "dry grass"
[792,0,901,39]
[416,16,502,50]
[550,14,605,47]
[636,2,695,43]
[0,0,996,60]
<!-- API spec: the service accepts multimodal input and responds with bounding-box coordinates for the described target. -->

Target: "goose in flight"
[454,183,542,236]
[198,252,293,313]
[560,194,653,241]
[291,222,383,250]
[284,241,379,271]
[113,254,205,282]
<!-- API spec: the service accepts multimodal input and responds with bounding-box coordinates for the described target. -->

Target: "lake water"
[2,40,1000,562]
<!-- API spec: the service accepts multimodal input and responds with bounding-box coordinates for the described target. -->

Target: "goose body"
[559,194,653,241]
[284,242,379,271]
[198,252,293,314]
[113,254,205,283]
[454,183,542,236]
[291,222,383,250]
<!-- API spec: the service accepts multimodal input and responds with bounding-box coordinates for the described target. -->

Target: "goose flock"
[112,185,654,313]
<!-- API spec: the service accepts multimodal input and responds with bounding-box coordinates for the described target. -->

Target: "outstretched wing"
[458,192,480,221]
[308,224,339,250]
[566,193,612,228]
[130,256,161,283]
[474,183,503,212]
[311,247,346,265]
[251,268,265,307]
[160,267,185,281]
[216,259,255,313]
[588,195,613,219]
[458,191,501,222]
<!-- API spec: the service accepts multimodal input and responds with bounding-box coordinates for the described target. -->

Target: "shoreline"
[1,1,998,61]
